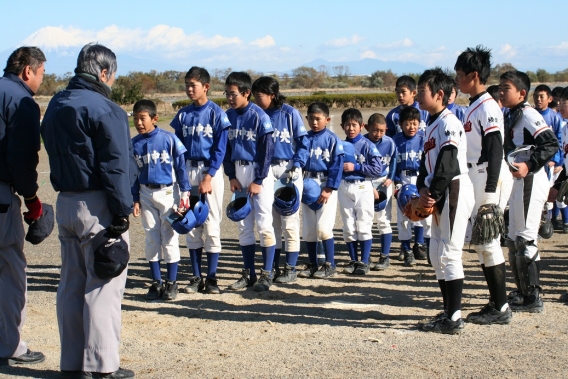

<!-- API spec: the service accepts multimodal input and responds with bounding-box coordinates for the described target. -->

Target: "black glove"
[107,215,130,237]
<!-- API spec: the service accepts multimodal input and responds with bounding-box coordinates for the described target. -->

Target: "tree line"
[36,63,568,105]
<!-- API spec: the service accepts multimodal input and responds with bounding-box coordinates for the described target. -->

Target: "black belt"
[188,160,211,168]
[271,159,289,164]
[144,183,172,189]
[305,171,327,179]
[467,162,485,168]
[235,160,252,166]
[344,178,368,184]
[401,170,418,176]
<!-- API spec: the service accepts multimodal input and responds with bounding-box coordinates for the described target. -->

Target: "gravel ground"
[2,137,568,379]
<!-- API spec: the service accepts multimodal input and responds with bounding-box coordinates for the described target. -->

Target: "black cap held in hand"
[94,230,129,279]
[25,203,55,245]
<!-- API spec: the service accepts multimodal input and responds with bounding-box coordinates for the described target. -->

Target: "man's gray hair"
[74,43,117,79]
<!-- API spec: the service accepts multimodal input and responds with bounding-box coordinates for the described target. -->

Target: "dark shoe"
[417,311,447,328]
[0,350,45,366]
[313,262,337,279]
[403,250,416,267]
[81,368,135,378]
[422,316,464,334]
[510,295,544,313]
[274,263,297,283]
[252,269,272,292]
[560,292,568,302]
[552,218,563,230]
[371,254,390,271]
[413,243,428,260]
[297,263,318,278]
[466,303,512,325]
[145,281,163,300]
[507,289,524,306]
[162,280,178,301]
[227,269,256,290]
[180,276,203,293]
[343,260,357,274]
[563,223,568,233]
[397,250,405,261]
[272,266,282,281]
[61,371,82,379]
[353,261,370,275]
[203,277,221,294]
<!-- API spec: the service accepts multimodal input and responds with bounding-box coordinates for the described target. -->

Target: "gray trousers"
[56,191,128,372]
[0,182,28,359]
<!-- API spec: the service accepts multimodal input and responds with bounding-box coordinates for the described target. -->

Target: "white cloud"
[497,44,517,60]
[376,38,413,49]
[325,34,364,47]
[360,49,377,59]
[250,35,275,48]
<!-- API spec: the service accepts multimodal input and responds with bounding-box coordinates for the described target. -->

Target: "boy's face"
[306,112,330,133]
[133,111,158,134]
[253,92,274,110]
[448,88,457,104]
[417,84,439,114]
[401,119,419,137]
[365,122,387,142]
[455,69,475,95]
[533,91,551,111]
[558,99,568,119]
[342,118,363,139]
[499,79,525,109]
[225,85,250,109]
[396,85,416,106]
[185,78,209,103]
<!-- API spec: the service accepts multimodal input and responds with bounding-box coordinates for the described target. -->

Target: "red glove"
[24,195,43,221]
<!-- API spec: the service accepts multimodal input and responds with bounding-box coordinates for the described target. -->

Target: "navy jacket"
[0,73,41,199]
[41,75,137,217]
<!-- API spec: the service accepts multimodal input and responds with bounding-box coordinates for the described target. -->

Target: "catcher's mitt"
[403,197,436,222]
[556,179,568,204]
[471,204,505,245]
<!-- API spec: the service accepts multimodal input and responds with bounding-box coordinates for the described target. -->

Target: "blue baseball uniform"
[171,100,231,289]
[537,108,563,168]
[386,102,429,137]
[447,102,466,123]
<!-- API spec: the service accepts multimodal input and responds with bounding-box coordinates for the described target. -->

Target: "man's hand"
[511,162,529,178]
[133,202,141,217]
[418,187,436,208]
[343,162,355,172]
[199,174,213,194]
[318,187,333,204]
[230,179,242,192]
[248,182,262,196]
[373,188,379,200]
[382,179,392,188]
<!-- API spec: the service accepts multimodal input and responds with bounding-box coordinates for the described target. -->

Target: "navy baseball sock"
[273,248,282,269]
[381,234,392,256]
[322,238,335,267]
[189,248,203,277]
[166,262,178,282]
[485,263,508,311]
[261,245,276,273]
[206,252,219,279]
[346,241,358,261]
[438,280,447,313]
[286,252,299,270]
[425,237,430,247]
[414,226,424,244]
[561,206,568,223]
[306,242,318,265]
[401,239,411,251]
[241,244,256,279]
[149,261,161,282]
[445,279,464,321]
[552,203,559,219]
[360,239,372,264]
[317,241,326,265]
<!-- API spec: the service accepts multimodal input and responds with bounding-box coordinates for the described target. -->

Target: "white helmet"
[506,145,534,171]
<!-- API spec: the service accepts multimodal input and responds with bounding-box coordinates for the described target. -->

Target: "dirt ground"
[2,136,568,379]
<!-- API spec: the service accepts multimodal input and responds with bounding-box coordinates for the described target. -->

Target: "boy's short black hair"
[133,99,157,118]
[225,71,252,95]
[559,87,568,102]
[367,113,386,126]
[185,66,210,85]
[307,102,329,117]
[252,76,286,108]
[486,85,500,102]
[418,68,454,106]
[396,75,417,91]
[534,84,552,97]
[454,45,492,84]
[399,106,420,125]
[552,86,564,99]
[341,108,363,127]
[500,70,530,101]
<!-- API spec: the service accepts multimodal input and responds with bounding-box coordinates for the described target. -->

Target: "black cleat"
[396,250,405,261]
[422,316,464,334]
[227,269,256,290]
[403,250,416,267]
[417,311,447,328]
[510,296,544,313]
[162,280,178,301]
[297,263,318,278]
[0,350,45,366]
[353,261,370,275]
[252,269,273,292]
[343,260,357,274]
[81,367,135,378]
[274,263,297,283]
[180,276,203,293]
[413,243,428,260]
[466,303,512,325]
[145,281,163,300]
[203,277,221,294]
[507,289,523,305]
[313,262,337,279]
[371,254,390,271]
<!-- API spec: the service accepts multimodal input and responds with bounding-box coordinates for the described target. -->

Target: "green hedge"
[172,92,398,111]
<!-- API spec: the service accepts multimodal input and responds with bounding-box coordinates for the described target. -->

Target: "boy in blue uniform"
[386,75,429,137]
[447,84,466,123]
[171,67,231,294]
[223,72,277,292]
[298,102,344,278]
[393,107,431,266]
[364,113,396,270]
[252,76,309,283]
[131,100,190,301]
[339,109,382,275]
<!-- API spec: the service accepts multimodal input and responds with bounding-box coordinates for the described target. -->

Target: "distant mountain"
[301,58,428,76]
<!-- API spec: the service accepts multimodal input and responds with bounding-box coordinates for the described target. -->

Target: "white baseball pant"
[271,161,302,252]
[372,177,393,234]
[338,179,374,242]
[302,176,338,242]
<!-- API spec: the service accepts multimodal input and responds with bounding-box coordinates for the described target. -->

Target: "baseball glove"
[403,197,436,222]
[471,204,505,245]
[556,179,568,204]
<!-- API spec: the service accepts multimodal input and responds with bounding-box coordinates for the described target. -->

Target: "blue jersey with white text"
[386,101,429,137]
[264,103,309,167]
[537,107,563,166]
[365,133,396,180]
[170,99,231,177]
[392,131,425,182]
[304,127,344,189]
[342,134,382,181]
[447,102,466,123]
[131,127,190,202]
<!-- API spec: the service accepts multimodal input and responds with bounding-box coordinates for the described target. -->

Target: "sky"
[2,0,568,76]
